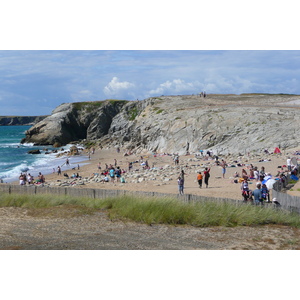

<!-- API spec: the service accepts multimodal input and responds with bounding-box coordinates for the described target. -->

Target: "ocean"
[0,126,87,183]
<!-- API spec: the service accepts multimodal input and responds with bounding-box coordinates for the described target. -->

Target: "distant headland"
[0,116,48,126]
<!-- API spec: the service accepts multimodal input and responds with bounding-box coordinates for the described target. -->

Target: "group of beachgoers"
[238,162,294,205]
[18,157,81,186]
[177,151,213,194]
[19,172,45,185]
[14,144,299,208]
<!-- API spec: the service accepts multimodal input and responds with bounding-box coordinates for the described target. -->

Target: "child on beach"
[197,172,203,188]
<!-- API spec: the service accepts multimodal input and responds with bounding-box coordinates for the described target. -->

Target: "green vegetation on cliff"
[72,100,128,112]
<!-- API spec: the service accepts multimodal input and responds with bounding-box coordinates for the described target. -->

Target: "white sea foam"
[0,144,88,183]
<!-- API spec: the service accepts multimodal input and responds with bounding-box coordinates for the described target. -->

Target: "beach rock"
[28,149,41,154]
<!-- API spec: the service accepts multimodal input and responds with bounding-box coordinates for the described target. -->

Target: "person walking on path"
[177,176,184,195]
[204,167,211,188]
[197,172,203,188]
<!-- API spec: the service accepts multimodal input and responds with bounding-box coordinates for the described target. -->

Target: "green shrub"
[1,194,300,228]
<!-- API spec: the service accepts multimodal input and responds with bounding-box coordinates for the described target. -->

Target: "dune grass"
[1,193,300,228]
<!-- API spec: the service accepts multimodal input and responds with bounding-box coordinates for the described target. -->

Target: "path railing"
[272,174,300,213]
[0,184,240,205]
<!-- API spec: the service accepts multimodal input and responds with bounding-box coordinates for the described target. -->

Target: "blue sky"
[0,50,300,115]
[1,1,299,117]
[1,50,300,116]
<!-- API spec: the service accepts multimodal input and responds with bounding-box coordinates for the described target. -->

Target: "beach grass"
[1,193,300,228]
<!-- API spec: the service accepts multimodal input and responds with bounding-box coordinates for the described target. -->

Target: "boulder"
[28,149,41,154]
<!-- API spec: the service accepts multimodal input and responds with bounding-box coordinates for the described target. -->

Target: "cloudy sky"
[0,50,299,116]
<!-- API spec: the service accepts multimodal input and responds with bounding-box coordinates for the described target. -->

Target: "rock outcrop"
[0,116,47,126]
[21,100,128,145]
[21,94,300,155]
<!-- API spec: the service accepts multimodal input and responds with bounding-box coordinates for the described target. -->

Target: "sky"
[1,50,300,116]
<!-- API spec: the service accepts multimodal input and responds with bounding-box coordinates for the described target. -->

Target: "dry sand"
[38,146,300,200]
[4,146,300,250]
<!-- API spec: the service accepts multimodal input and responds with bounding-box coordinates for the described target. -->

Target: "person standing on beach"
[177,176,184,195]
[57,166,62,176]
[180,169,186,184]
[19,173,26,185]
[66,158,70,166]
[174,154,179,165]
[109,167,115,183]
[253,167,259,181]
[253,183,263,205]
[221,159,227,178]
[115,166,121,182]
[27,173,33,185]
[204,167,211,188]
[287,156,291,171]
[197,172,203,188]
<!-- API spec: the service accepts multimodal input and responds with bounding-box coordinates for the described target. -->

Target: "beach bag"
[120,177,125,183]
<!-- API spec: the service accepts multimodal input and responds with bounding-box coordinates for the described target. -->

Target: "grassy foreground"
[1,193,300,227]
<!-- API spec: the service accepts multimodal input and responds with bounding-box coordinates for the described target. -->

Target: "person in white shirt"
[287,157,291,171]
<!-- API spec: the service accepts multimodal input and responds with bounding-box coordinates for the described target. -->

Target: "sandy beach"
[24,146,300,201]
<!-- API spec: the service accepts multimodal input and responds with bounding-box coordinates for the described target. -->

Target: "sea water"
[0,126,88,183]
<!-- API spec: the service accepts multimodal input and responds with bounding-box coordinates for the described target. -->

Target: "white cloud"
[103,77,135,98]
[148,79,203,96]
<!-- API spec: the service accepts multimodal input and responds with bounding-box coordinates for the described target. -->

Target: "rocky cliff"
[0,116,47,126]
[21,94,300,155]
[21,100,128,146]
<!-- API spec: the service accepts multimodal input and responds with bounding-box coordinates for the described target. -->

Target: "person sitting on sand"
[234,171,240,178]
[100,175,109,183]
[241,179,250,202]
[242,169,248,180]
[36,172,45,184]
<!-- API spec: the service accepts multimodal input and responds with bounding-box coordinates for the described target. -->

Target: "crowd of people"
[15,145,299,208]
[238,158,296,205]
